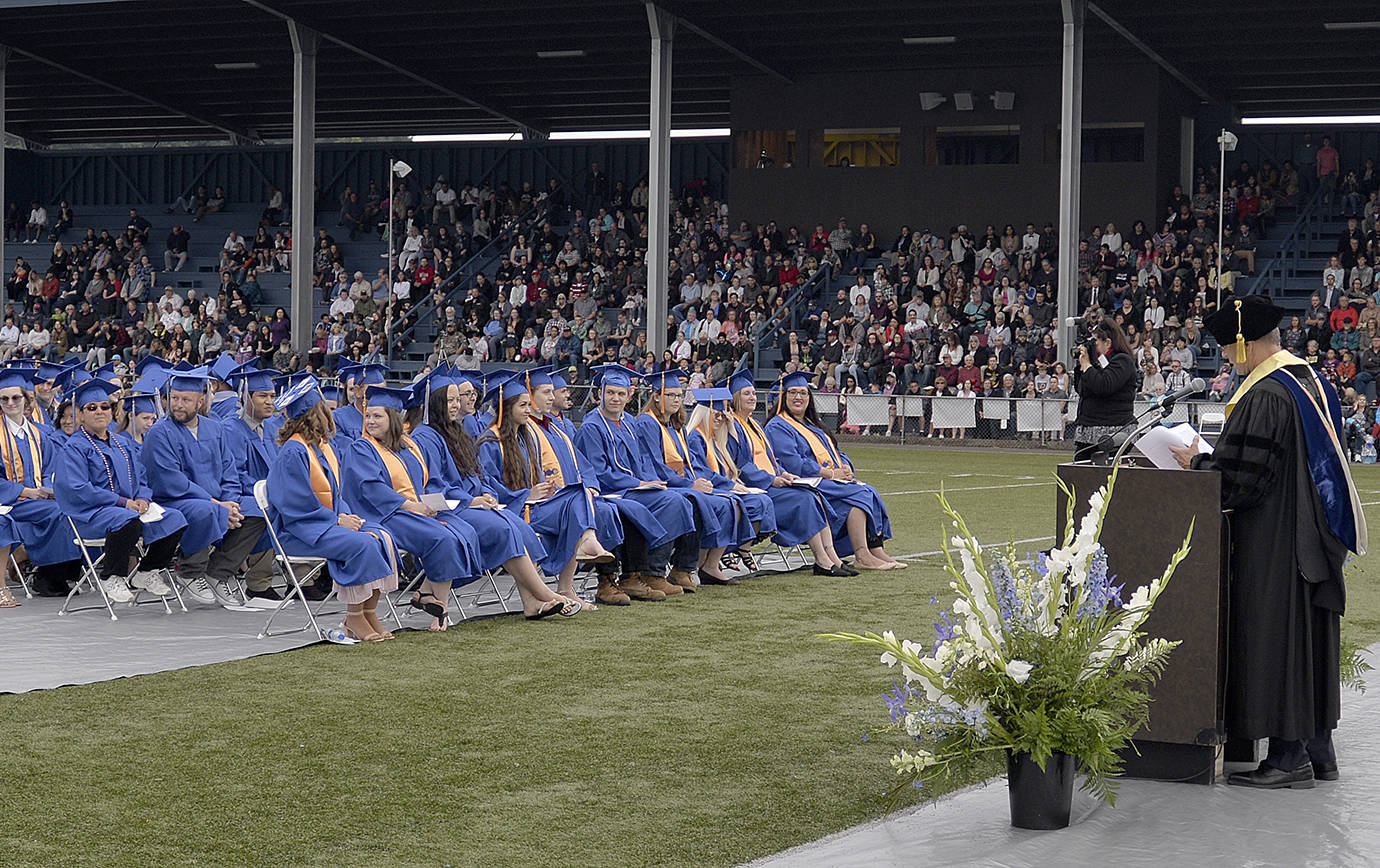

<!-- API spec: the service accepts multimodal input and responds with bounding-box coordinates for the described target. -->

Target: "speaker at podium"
[1056,462,1229,784]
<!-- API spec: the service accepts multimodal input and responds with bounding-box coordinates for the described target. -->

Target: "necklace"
[81,427,133,495]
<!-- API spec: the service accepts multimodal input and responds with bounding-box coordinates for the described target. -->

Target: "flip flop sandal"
[525,600,566,620]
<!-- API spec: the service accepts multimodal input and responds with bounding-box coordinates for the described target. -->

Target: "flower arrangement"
[825,470,1192,806]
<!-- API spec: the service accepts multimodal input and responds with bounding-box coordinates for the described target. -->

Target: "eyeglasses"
[83,403,112,411]
[0,395,25,404]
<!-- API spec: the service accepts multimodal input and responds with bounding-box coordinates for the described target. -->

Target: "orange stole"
[364,434,428,501]
[0,420,43,484]
[289,435,339,511]
[734,413,777,474]
[526,421,567,488]
[647,416,689,476]
[779,415,842,469]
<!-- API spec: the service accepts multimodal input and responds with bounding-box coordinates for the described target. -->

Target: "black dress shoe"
[1312,761,1339,782]
[698,569,739,586]
[1227,763,1315,789]
[838,563,859,576]
[812,564,853,577]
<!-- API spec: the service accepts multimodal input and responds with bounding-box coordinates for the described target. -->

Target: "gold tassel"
[1234,299,1247,364]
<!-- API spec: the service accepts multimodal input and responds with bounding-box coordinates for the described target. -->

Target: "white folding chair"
[7,552,32,599]
[253,479,339,640]
[59,516,179,620]
[453,568,519,616]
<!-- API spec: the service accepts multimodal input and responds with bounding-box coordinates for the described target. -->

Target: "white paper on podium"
[1135,423,1213,470]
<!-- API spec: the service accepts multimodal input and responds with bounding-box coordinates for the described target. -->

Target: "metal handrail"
[389,199,547,357]
[751,262,833,381]
[1245,185,1326,298]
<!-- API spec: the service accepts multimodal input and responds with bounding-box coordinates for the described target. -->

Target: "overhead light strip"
[1322,21,1380,30]
[902,36,957,45]
[410,128,731,143]
[1242,114,1380,125]
[536,50,587,59]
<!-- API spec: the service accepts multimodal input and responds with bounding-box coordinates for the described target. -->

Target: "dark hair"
[1091,316,1133,357]
[277,400,336,446]
[478,393,538,491]
[427,386,481,476]
[767,381,843,455]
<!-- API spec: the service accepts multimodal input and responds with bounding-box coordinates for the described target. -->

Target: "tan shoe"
[666,568,697,593]
[642,572,684,597]
[617,572,666,602]
[595,576,630,606]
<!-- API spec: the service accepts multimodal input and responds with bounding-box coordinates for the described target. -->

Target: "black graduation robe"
[1192,368,1349,742]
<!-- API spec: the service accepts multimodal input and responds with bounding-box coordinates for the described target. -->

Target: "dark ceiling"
[0,0,1378,146]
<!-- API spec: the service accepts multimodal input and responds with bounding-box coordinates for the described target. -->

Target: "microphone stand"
[1109,400,1178,467]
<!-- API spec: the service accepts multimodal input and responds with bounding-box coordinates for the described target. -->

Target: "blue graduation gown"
[477,432,610,576]
[341,437,480,586]
[529,417,625,549]
[265,440,395,588]
[461,413,485,440]
[209,393,240,421]
[333,404,364,441]
[55,428,187,545]
[113,429,140,463]
[222,414,279,553]
[631,413,738,549]
[725,416,829,547]
[687,428,777,545]
[0,420,80,565]
[764,414,892,555]
[141,415,243,555]
[411,424,547,571]
[572,409,694,549]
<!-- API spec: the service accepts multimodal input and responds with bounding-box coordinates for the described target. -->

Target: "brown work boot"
[595,576,630,606]
[618,572,666,602]
[643,571,684,597]
[666,568,697,594]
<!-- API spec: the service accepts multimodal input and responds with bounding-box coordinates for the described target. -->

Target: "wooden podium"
[1055,463,1229,784]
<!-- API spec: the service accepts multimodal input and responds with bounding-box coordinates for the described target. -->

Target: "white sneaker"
[129,570,172,596]
[209,579,243,607]
[98,577,134,603]
[183,577,216,604]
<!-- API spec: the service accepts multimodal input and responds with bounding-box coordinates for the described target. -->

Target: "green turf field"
[3,448,1379,867]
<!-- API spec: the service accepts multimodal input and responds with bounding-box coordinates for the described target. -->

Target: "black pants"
[618,517,650,574]
[101,518,184,579]
[179,516,267,583]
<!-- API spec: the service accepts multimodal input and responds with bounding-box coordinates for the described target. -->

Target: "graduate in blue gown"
[265,375,399,641]
[0,367,81,578]
[54,378,186,604]
[573,364,702,602]
[631,369,742,585]
[685,387,778,554]
[332,361,386,441]
[548,370,580,441]
[720,368,853,576]
[221,364,286,605]
[404,371,576,619]
[113,392,158,462]
[477,373,618,594]
[207,353,242,421]
[764,371,906,570]
[341,384,482,632]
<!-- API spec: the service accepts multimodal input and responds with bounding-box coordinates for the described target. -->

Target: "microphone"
[1154,377,1206,408]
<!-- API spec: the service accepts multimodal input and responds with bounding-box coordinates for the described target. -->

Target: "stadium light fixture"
[411,132,523,142]
[990,91,1016,110]
[919,92,946,111]
[953,92,975,111]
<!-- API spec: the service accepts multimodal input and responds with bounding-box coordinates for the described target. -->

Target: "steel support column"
[1056,0,1085,363]
[646,3,674,360]
[288,21,318,358]
[0,48,9,288]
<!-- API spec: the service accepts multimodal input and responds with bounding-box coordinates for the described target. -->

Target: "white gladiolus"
[1005,659,1034,683]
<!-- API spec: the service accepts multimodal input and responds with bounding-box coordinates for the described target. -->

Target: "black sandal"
[738,550,758,572]
[410,592,446,619]
[525,600,566,620]
[698,569,740,586]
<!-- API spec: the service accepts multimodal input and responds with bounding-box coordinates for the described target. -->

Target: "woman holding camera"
[1072,316,1138,461]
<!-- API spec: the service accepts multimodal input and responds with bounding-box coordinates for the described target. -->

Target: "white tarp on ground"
[747,652,1380,868]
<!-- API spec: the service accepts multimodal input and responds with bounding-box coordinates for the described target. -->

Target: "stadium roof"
[1,0,1379,147]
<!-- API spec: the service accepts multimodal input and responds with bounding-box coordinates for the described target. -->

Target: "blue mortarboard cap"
[133,370,167,394]
[692,387,733,410]
[167,367,212,392]
[36,359,78,382]
[70,378,121,408]
[4,359,38,373]
[135,355,172,376]
[274,374,322,420]
[550,370,569,390]
[227,366,281,394]
[210,353,241,382]
[122,393,159,415]
[591,363,636,390]
[481,372,529,409]
[57,365,93,392]
[779,370,813,392]
[321,384,344,404]
[0,368,35,392]
[92,361,124,383]
[346,362,387,386]
[272,370,313,394]
[364,384,411,413]
[724,367,755,397]
[642,368,687,392]
[521,365,554,391]
[404,380,428,411]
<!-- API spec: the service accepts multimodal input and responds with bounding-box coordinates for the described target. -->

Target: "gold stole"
[1224,349,1307,420]
[693,422,725,475]
[289,434,338,511]
[526,420,567,488]
[735,413,777,474]
[29,405,45,426]
[648,416,688,477]
[780,415,841,469]
[364,434,428,501]
[1,420,43,485]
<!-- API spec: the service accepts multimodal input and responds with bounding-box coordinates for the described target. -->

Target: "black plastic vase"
[1006,750,1075,830]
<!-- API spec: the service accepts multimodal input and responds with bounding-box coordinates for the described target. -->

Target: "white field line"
[896,535,1055,561]
[880,481,1050,497]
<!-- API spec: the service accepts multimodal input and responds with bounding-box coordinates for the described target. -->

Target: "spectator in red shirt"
[414,257,436,296]
[1318,135,1341,212]
[1329,294,1360,333]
